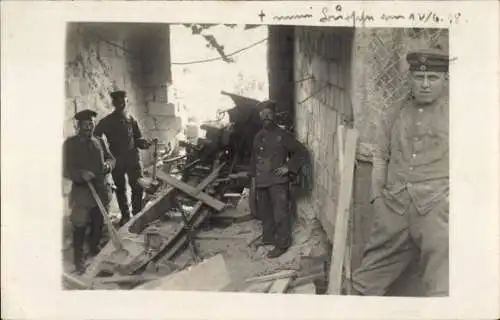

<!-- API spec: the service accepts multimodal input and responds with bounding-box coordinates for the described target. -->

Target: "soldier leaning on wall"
[351,49,450,297]
[248,100,308,259]
[94,90,152,227]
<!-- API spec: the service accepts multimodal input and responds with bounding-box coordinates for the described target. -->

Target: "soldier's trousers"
[352,195,449,297]
[112,159,144,217]
[256,183,292,249]
[72,206,103,268]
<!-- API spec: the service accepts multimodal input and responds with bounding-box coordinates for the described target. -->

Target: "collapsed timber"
[62,92,329,293]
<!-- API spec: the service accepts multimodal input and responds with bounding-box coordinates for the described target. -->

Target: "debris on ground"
[61,93,330,294]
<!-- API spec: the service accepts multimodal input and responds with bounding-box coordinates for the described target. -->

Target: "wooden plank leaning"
[327,127,358,294]
[156,170,226,211]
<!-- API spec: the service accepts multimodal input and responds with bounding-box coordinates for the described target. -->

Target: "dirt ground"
[62,185,329,291]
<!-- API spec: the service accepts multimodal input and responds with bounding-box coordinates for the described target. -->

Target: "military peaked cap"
[110,90,127,100]
[74,109,97,121]
[406,49,449,72]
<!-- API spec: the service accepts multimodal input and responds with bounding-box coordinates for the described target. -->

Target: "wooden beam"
[327,127,358,295]
[63,272,92,290]
[245,270,297,283]
[268,277,293,293]
[134,254,231,291]
[156,170,226,211]
[93,274,161,285]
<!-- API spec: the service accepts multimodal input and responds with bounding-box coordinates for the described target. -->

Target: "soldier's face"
[112,97,127,111]
[410,71,447,104]
[260,108,274,127]
[78,119,95,138]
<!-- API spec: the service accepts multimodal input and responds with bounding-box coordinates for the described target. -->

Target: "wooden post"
[327,127,358,294]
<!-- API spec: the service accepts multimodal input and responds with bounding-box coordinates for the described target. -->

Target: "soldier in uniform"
[94,90,152,226]
[63,109,116,274]
[352,49,450,296]
[249,100,308,258]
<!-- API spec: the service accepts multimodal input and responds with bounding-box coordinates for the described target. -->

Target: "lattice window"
[354,28,449,144]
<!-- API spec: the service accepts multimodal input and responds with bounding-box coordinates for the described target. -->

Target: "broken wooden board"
[243,281,274,293]
[156,171,226,211]
[268,277,293,294]
[93,274,161,285]
[327,127,358,295]
[83,163,226,280]
[63,272,92,290]
[245,269,297,284]
[289,283,317,294]
[213,206,252,221]
[134,254,231,291]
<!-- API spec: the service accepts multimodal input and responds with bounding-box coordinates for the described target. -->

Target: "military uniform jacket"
[94,111,147,164]
[372,95,449,215]
[63,135,116,208]
[250,124,308,188]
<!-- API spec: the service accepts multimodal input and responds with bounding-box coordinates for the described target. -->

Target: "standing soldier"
[249,100,308,258]
[94,90,152,226]
[352,49,450,296]
[63,109,116,274]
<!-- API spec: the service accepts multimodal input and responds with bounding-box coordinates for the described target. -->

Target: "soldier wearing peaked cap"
[63,109,116,274]
[352,49,450,296]
[249,100,308,259]
[94,90,152,226]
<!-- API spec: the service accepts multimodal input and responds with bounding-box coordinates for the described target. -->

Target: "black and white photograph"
[2,1,499,319]
[61,21,449,296]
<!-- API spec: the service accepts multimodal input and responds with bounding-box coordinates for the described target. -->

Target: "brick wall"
[293,27,353,238]
[292,26,425,296]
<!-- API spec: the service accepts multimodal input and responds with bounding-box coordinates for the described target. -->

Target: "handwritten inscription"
[261,4,465,26]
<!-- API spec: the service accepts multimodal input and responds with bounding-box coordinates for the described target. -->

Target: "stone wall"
[291,26,436,296]
[63,23,178,221]
[293,27,353,238]
[64,22,178,167]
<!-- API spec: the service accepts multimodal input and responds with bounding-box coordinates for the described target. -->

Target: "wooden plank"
[245,270,297,283]
[156,171,226,211]
[134,254,231,291]
[327,127,358,295]
[93,274,161,285]
[339,124,353,294]
[243,281,274,293]
[268,277,293,293]
[83,163,226,281]
[290,283,317,294]
[195,234,250,241]
[63,273,92,290]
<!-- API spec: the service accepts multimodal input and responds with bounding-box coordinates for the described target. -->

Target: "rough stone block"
[143,115,157,131]
[148,102,175,117]
[153,86,168,103]
[67,78,81,97]
[155,116,182,132]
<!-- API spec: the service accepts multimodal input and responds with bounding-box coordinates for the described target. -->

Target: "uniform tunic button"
[409,167,414,171]
[260,147,264,151]
[416,122,422,126]
[418,108,424,113]
[412,153,417,158]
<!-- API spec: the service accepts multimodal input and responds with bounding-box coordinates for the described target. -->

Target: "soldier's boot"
[88,207,103,257]
[115,190,131,226]
[131,186,144,216]
[266,246,288,259]
[72,226,86,274]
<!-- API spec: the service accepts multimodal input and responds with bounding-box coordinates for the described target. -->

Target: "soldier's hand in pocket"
[81,170,95,182]
[274,166,289,176]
